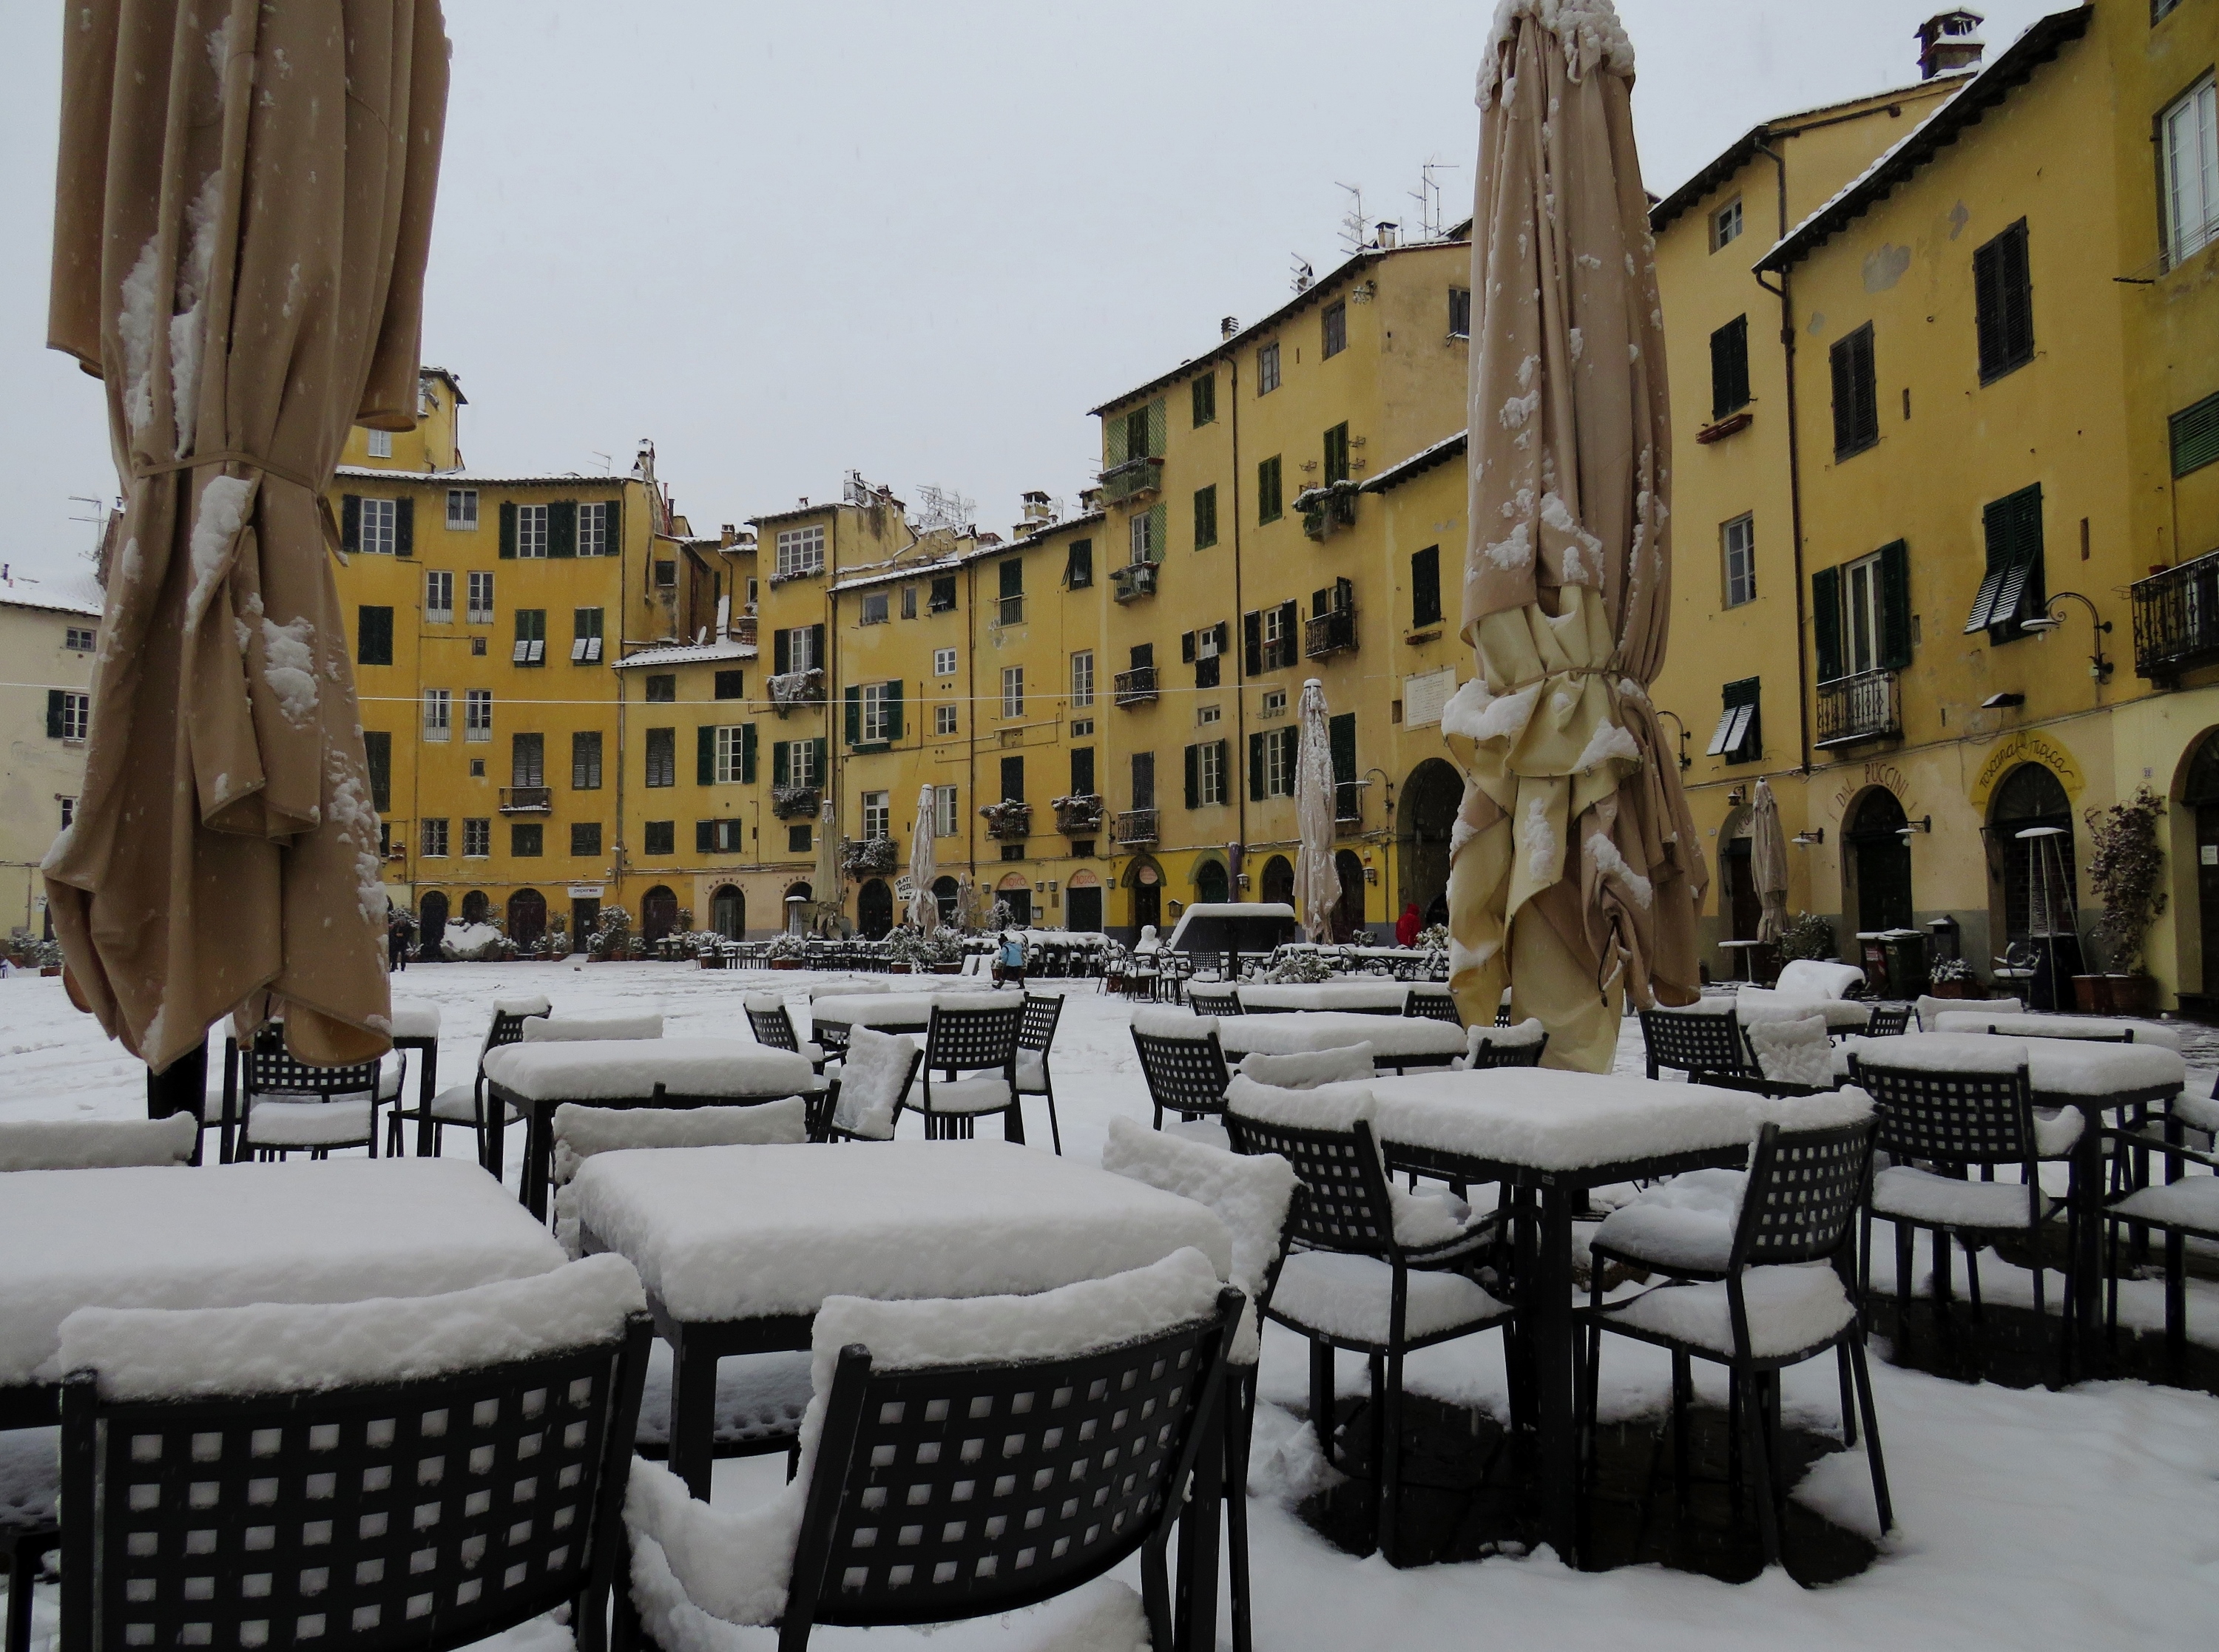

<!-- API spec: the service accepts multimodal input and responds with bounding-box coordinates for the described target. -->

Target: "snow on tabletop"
[0,1110,197,1171]
[572,1140,1231,1323]
[480,1037,811,1102]
[385,1000,442,1039]
[1217,1012,1466,1060]
[1595,1168,1746,1273]
[806,992,936,1026]
[1872,1166,2050,1229]
[1605,1264,1854,1358]
[832,1026,918,1138]
[1238,982,1410,1012]
[1238,1044,1377,1091]
[1733,988,1874,1030]
[522,1010,663,1043]
[1776,959,1867,1000]
[1840,1032,2183,1098]
[1837,1032,2027,1075]
[804,978,893,998]
[492,995,553,1018]
[1916,994,2021,1029]
[1365,1069,1764,1171]
[1933,1011,2183,1052]
[1,1158,564,1385]
[1272,1251,1506,1345]
[625,1250,1226,1632]
[1471,1017,1547,1053]
[58,1254,643,1402]
[1224,1073,1375,1133]
[551,1097,808,1180]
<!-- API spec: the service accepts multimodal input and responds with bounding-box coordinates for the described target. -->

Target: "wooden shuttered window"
[2171,391,2219,478]
[1257,456,1283,523]
[1411,545,1442,629]
[1071,745,1095,796]
[1965,485,2045,640]
[362,731,391,813]
[1192,373,1216,427]
[571,731,603,790]
[548,500,578,558]
[1709,315,1751,420]
[884,679,903,741]
[1329,712,1356,789]
[1184,743,1200,810]
[844,685,861,745]
[1194,485,1218,549]
[394,497,414,558]
[1323,423,1351,486]
[1001,755,1024,802]
[698,725,715,785]
[341,494,361,552]
[1878,540,1912,669]
[772,739,788,787]
[1973,220,2034,383]
[1829,324,1879,459]
[499,501,517,558]
[357,606,394,666]
[1813,541,1911,683]
[46,689,64,738]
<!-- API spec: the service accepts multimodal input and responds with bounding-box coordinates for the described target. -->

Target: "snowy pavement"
[4,963,2219,1649]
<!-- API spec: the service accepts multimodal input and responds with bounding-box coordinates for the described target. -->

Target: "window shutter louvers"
[845,685,861,745]
[810,625,825,668]
[394,497,413,558]
[742,724,757,783]
[1243,612,1263,676]
[1329,713,1356,785]
[698,725,715,785]
[1249,732,1266,801]
[548,500,577,558]
[811,738,826,782]
[696,821,714,853]
[46,689,64,738]
[774,628,790,675]
[1878,541,1912,669]
[605,495,621,555]
[773,740,789,787]
[885,679,903,741]
[1184,745,1200,810]
[1412,545,1442,628]
[341,495,362,552]
[1811,566,1843,682]
[499,501,517,558]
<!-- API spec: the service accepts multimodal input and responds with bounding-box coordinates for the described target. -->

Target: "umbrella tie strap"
[131,450,347,556]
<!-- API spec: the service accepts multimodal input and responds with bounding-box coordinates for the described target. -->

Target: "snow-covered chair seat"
[621,1250,1240,1652]
[1604,1264,1857,1358]
[521,1009,663,1042]
[427,1082,519,1125]
[1457,1017,1549,1070]
[825,1026,921,1142]
[0,1111,198,1172]
[1592,1168,1748,1277]
[1237,1043,1375,1091]
[49,1257,650,1652]
[2172,1084,2219,1139]
[239,1027,395,1160]
[243,1097,377,1153]
[914,996,1025,1140]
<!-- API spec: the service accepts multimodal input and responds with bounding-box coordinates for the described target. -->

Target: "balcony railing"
[1112,666,1159,708]
[499,786,551,813]
[1334,778,1370,832]
[996,595,1024,626]
[1111,809,1159,849]
[771,784,820,821]
[1111,562,1158,603]
[1304,607,1357,660]
[840,837,900,877]
[1099,455,1163,506]
[2132,549,2219,685]
[1814,669,1902,749]
[979,801,1032,842]
[769,667,825,714]
[1052,793,1104,835]
[1297,483,1359,541]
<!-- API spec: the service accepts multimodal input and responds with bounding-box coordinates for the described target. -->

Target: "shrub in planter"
[1777,911,1837,964]
[2081,786,2166,989]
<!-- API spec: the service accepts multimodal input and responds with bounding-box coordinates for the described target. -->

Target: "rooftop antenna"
[911,484,974,535]
[591,450,612,473]
[1336,182,1368,257]
[67,495,109,565]
[1409,159,1459,243]
[1290,255,1314,294]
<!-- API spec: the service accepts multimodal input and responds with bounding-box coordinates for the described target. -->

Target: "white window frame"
[783,739,821,788]
[783,626,820,672]
[359,497,396,556]
[935,704,959,737]
[446,489,478,530]
[1842,549,1884,677]
[1257,341,1281,396]
[2162,74,2218,269]
[424,688,452,742]
[64,626,95,652]
[1196,740,1225,805]
[776,524,826,579]
[862,790,891,842]
[465,688,493,743]
[578,501,608,557]
[1197,704,1221,726]
[935,784,960,837]
[1263,728,1293,796]
[462,818,490,858]
[516,504,549,559]
[714,725,748,784]
[421,818,449,858]
[56,691,89,742]
[1262,605,1288,656]
[424,571,452,626]
[1070,649,1095,708]
[1002,666,1024,718]
[1129,511,1155,566]
[467,571,494,625]
[1722,515,1756,609]
[861,683,894,744]
[934,646,958,677]
[1711,196,1743,252]
[366,429,393,458]
[861,592,889,625]
[1260,687,1288,718]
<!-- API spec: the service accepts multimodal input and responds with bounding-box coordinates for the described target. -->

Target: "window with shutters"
[1257,342,1281,396]
[467,571,494,625]
[792,739,825,787]
[861,791,891,841]
[425,571,453,624]
[936,703,958,736]
[861,592,889,625]
[420,818,448,858]
[861,682,896,743]
[1710,197,1743,252]
[465,688,492,742]
[1001,666,1024,719]
[931,573,960,609]
[1964,485,2045,642]
[515,504,549,558]
[1186,740,1227,807]
[1252,725,1297,798]
[998,558,1024,624]
[511,823,543,857]
[1706,677,1761,763]
[695,819,746,853]
[1192,373,1216,427]
[357,606,394,666]
[64,626,95,651]
[447,489,477,530]
[1001,756,1025,803]
[2173,390,2219,478]
[713,725,751,783]
[1322,301,1347,359]
[1330,711,1358,819]
[1323,423,1351,486]
[423,688,451,742]
[935,784,961,836]
[1181,623,1226,690]
[646,674,676,703]
[1973,220,2035,382]
[1194,484,1218,549]
[2161,75,2217,268]
[571,822,602,857]
[1448,287,1472,339]
[512,609,546,665]
[787,823,813,853]
[644,820,675,856]
[1722,515,1756,608]
[1258,456,1284,523]
[1411,545,1443,629]
[1071,748,1095,796]
[571,731,604,790]
[511,733,544,788]
[709,669,742,701]
[570,608,604,663]
[361,731,391,812]
[1131,751,1155,810]
[366,428,393,458]
[1710,316,1751,420]
[774,626,821,674]
[1829,324,1879,460]
[578,501,610,556]
[462,818,490,858]
[1128,510,1156,566]
[645,727,676,788]
[1065,542,1092,589]
[1260,600,1299,671]
[1071,650,1095,708]
[1843,551,1884,674]
[357,498,396,557]
[775,524,825,579]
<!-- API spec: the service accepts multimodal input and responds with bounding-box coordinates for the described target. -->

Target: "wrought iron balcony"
[1304,606,1357,660]
[2132,549,2219,685]
[1297,483,1358,541]
[1112,666,1159,708]
[769,667,826,714]
[1053,793,1104,835]
[1098,455,1163,506]
[1814,669,1902,749]
[771,784,820,821]
[979,801,1032,842]
[1334,778,1370,830]
[1111,809,1159,849]
[499,786,551,813]
[1111,561,1158,603]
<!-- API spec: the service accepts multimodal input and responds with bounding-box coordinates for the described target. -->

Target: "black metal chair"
[1406,992,1462,1027]
[2,1429,57,1652]
[53,1300,651,1652]
[820,1029,924,1144]
[1579,1116,1889,1569]
[909,998,1025,1142]
[2101,1121,2219,1358]
[1014,993,1068,1154]
[1131,1020,1233,1133]
[239,1028,394,1162]
[745,997,827,1073]
[1638,1006,1754,1088]
[1223,1097,1507,1564]
[1465,1028,1550,1069]
[1185,984,1243,1018]
[388,1002,547,1169]
[1864,1004,1914,1037]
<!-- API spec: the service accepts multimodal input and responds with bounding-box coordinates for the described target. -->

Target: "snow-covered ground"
[5,962,2219,1650]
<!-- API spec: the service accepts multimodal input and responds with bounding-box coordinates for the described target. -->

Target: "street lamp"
[2019,592,2113,682]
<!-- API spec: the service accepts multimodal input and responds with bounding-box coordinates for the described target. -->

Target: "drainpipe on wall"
[1753,136,1813,779]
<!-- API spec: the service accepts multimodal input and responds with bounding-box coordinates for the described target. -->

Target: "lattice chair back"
[1729,1117,1875,1270]
[1638,1007,1749,1082]
[484,1005,549,1062]
[57,1310,652,1652]
[922,1000,1024,1079]
[1129,1026,1231,1122]
[1467,1030,1549,1069]
[1848,1054,2036,1168]
[1221,1111,1394,1260]
[783,1287,1243,1643]
[1863,1005,1913,1037]
[1016,993,1064,1056]
[1185,984,1242,1018]
[1405,993,1462,1026]
[746,1002,803,1054]
[244,1026,384,1104]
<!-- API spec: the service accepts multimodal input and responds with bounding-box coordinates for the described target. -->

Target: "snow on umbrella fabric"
[1293,680,1342,942]
[1751,778,1790,944]
[908,784,938,931]
[43,1,450,1072]
[815,799,842,935]
[1445,0,1706,1072]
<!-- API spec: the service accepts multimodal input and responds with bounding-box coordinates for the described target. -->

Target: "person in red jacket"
[1396,901,1422,948]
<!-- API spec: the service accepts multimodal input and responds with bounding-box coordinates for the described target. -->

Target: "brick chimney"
[1917,10,1985,81]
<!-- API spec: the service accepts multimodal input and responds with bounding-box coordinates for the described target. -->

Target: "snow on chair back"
[743,995,803,1054]
[1221,1080,1394,1257]
[1848,1050,2037,1169]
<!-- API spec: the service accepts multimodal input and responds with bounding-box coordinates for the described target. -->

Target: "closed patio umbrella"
[814,799,842,936]
[1751,779,1790,944]
[1445,0,1706,1070]
[44,1,450,1074]
[1293,679,1342,942]
[908,784,939,931]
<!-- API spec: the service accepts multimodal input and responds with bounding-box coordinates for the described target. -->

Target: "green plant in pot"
[2078,787,2166,1018]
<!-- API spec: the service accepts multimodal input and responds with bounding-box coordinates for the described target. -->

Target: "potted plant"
[2077,786,2166,1018]
[765,932,809,969]
[1926,956,1977,999]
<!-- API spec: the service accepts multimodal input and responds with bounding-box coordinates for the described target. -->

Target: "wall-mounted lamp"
[1656,709,1693,772]
[1726,787,1748,808]
[2020,591,2114,682]
[1896,816,1932,839]
[1791,828,1825,847]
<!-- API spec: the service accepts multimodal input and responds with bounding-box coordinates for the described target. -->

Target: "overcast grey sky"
[1,1,2059,583]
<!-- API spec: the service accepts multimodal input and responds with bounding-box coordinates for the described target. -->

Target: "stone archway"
[784,881,813,932]
[1399,758,1462,930]
[996,872,1033,928]
[507,888,547,947]
[932,875,960,927]
[1841,788,1911,937]
[460,889,490,925]
[1260,855,1294,907]
[1194,859,1229,905]
[1333,849,1365,941]
[857,879,894,939]
[417,890,448,958]
[1124,858,1163,935]
[1988,762,2076,948]
[712,884,745,940]
[641,885,679,941]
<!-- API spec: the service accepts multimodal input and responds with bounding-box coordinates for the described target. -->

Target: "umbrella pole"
[146,1037,209,1167]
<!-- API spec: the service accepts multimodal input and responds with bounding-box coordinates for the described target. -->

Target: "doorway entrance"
[1195,860,1229,905]
[641,885,678,941]
[857,879,894,939]
[2186,733,2219,991]
[1718,838,1761,941]
[1844,789,1911,935]
[996,873,1032,928]
[507,888,547,948]
[712,884,745,940]
[418,890,448,959]
[1260,856,1293,907]
[1989,764,2076,947]
[569,897,598,953]
[1129,861,1162,934]
[1333,850,1365,941]
[1067,871,1102,932]
[1399,758,1461,927]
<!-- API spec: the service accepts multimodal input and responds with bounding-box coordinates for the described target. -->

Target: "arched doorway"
[857,879,894,939]
[1843,788,1911,935]
[1716,807,1760,942]
[1333,849,1365,941]
[1990,765,2078,1010]
[784,881,813,932]
[461,889,490,925]
[712,884,745,940]
[2183,732,2219,990]
[996,872,1032,928]
[641,885,679,941]
[418,890,448,958]
[507,888,547,947]
[1260,855,1294,907]
[1194,859,1229,905]
[1399,758,1461,931]
[1127,859,1162,935]
[932,875,959,927]
[1067,870,1102,932]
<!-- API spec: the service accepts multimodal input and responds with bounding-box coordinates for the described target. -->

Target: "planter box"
[887,963,914,975]
[2074,974,2158,1017]
[39,965,62,978]
[769,958,805,970]
[932,962,964,975]
[697,955,726,969]
[1925,980,1976,1000]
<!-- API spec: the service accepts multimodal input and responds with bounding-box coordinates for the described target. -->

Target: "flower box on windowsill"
[1695,410,1754,445]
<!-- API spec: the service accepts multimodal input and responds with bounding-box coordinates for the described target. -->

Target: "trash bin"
[1858,929,1929,998]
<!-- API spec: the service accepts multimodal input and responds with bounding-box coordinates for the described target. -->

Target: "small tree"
[1777,911,1837,963]
[2083,786,2167,975]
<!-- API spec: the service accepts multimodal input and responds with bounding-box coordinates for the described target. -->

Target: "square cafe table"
[0,1158,564,1426]
[1215,1011,1467,1071]
[1365,1068,1776,1565]
[1235,982,1413,1015]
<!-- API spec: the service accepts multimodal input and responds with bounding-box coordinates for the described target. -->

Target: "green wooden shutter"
[1878,541,1912,669]
[46,689,64,738]
[810,625,825,667]
[605,495,623,555]
[885,679,903,741]
[1146,398,1167,456]
[1184,745,1200,809]
[1105,413,1129,467]
[1329,713,1356,785]
[342,495,362,552]
[845,685,861,745]
[2169,392,2219,478]
[811,738,827,783]
[695,821,714,853]
[394,496,414,558]
[999,559,1023,598]
[741,723,757,783]
[697,725,715,785]
[1146,503,1166,563]
[1278,600,1298,661]
[1249,732,1266,801]
[773,739,789,787]
[774,627,790,674]
[1811,565,1843,682]
[1243,612,1262,676]
[1412,545,1442,628]
[549,500,577,558]
[499,501,517,558]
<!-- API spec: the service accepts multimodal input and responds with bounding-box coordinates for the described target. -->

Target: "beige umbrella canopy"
[1292,680,1342,942]
[1751,779,1791,944]
[44,0,450,1072]
[908,785,939,931]
[1444,0,1706,1070]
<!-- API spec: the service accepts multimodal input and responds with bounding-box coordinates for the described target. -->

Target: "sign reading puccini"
[1968,731,2087,810]
[1830,760,1925,824]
